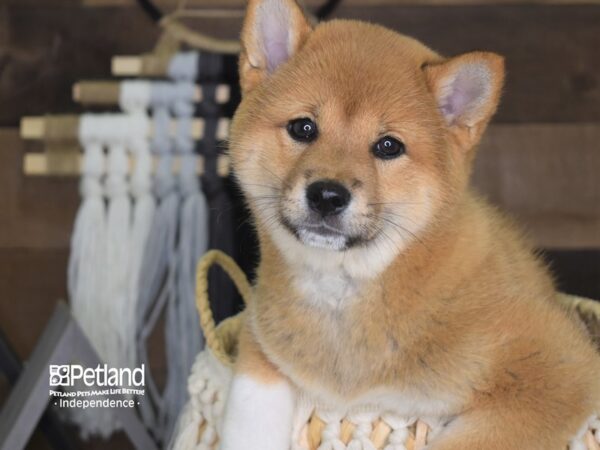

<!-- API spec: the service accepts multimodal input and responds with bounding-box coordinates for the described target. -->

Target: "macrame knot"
[174,116,195,154]
[80,142,105,177]
[318,411,347,450]
[151,105,173,157]
[129,150,153,197]
[151,82,176,108]
[382,414,415,450]
[168,52,199,81]
[127,115,151,144]
[178,154,200,196]
[104,142,129,197]
[154,158,176,198]
[347,412,378,450]
[80,177,104,198]
[119,80,151,113]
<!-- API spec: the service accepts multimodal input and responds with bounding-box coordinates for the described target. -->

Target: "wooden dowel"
[112,56,145,76]
[414,420,429,450]
[71,82,121,105]
[370,419,392,448]
[20,116,230,141]
[73,81,230,104]
[23,153,230,178]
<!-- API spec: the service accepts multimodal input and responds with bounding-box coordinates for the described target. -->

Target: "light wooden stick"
[23,153,230,178]
[20,116,230,141]
[414,420,429,450]
[72,81,231,104]
[112,56,145,76]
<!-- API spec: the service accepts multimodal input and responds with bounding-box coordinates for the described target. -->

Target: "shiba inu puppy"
[222,0,600,448]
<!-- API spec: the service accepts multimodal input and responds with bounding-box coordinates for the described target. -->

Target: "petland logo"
[49,364,146,409]
[49,364,145,387]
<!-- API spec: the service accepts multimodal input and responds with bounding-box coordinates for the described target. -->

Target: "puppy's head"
[230,0,504,277]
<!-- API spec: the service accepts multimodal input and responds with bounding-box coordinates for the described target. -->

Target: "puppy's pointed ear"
[239,0,313,93]
[424,52,504,147]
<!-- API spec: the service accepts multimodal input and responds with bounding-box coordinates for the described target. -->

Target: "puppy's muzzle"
[306,180,351,217]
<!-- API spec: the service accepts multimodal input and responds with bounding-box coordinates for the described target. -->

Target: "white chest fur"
[291,264,361,309]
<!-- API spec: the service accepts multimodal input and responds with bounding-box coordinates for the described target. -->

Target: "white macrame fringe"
[67,113,152,439]
[136,81,181,443]
[120,81,153,370]
[68,115,120,438]
[162,74,208,442]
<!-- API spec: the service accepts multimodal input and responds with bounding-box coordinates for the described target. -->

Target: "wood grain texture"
[3,123,599,249]
[0,130,78,250]
[340,5,600,123]
[0,6,160,126]
[474,124,600,218]
[0,249,69,360]
[2,5,600,125]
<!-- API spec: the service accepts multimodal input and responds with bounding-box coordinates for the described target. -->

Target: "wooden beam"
[20,116,230,141]
[23,153,231,178]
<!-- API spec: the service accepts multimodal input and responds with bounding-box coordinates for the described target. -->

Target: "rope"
[162,61,205,441]
[135,83,180,439]
[195,250,252,366]
[67,116,109,438]
[119,81,153,371]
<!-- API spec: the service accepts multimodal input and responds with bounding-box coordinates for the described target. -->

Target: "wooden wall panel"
[342,5,600,123]
[0,249,69,359]
[0,6,160,126]
[474,124,600,217]
[0,3,597,448]
[3,123,599,250]
[0,130,78,250]
[2,5,600,126]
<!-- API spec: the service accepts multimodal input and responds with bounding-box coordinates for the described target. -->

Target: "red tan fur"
[221,1,600,449]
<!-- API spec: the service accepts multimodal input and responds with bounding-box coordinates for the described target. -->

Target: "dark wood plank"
[338,5,600,123]
[4,122,600,249]
[0,130,78,249]
[474,124,600,217]
[2,5,600,124]
[0,249,69,360]
[0,6,160,126]
[473,123,600,249]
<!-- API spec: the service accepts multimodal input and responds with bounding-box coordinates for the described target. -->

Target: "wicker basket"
[170,250,600,450]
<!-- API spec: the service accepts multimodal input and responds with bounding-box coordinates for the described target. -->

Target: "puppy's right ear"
[239,0,313,94]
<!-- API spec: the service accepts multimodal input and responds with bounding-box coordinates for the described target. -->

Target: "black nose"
[306,180,351,217]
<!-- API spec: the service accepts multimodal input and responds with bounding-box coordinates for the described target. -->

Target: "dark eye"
[287,118,318,142]
[372,136,406,159]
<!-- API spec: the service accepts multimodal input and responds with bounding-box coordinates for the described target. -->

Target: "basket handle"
[195,250,253,361]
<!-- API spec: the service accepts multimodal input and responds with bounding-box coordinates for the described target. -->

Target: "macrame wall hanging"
[67,114,150,438]
[20,34,246,446]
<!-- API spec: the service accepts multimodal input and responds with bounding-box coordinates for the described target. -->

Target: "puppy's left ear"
[424,52,505,148]
[239,0,313,94]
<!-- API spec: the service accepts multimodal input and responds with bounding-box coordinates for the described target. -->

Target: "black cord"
[137,0,163,22]
[316,0,342,19]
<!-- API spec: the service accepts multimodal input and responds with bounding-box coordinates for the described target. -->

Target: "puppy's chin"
[297,228,348,251]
